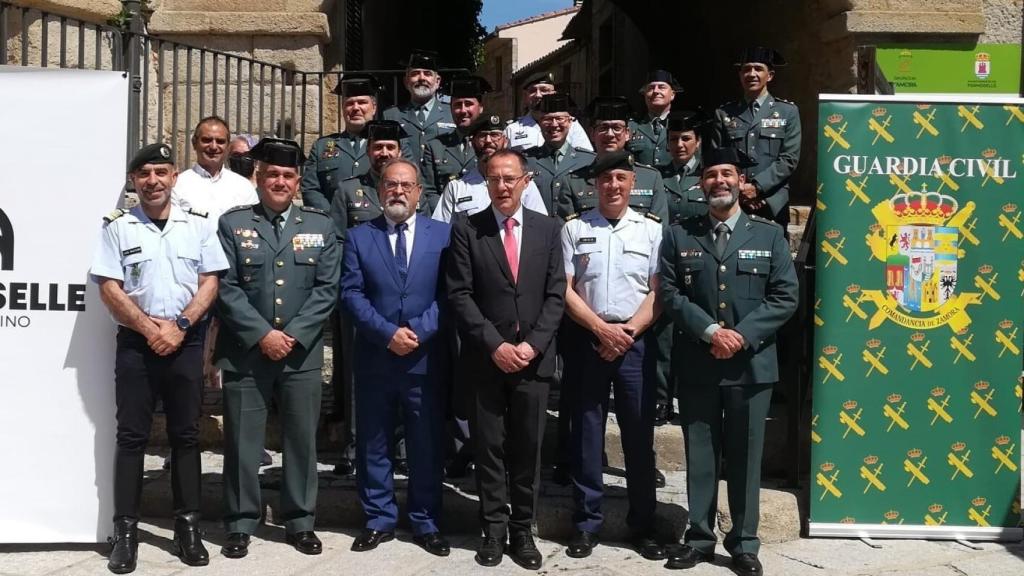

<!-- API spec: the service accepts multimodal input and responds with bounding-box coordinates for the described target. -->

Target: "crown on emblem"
[916,104,931,110]
[890,183,958,225]
[978,264,994,274]
[974,381,990,391]
[996,435,1011,446]
[868,223,883,233]
[999,319,1014,329]
[982,148,998,158]
[825,229,842,239]
[847,284,861,293]
[937,155,952,165]
[910,332,926,342]
[884,510,900,520]
[976,52,990,61]
[931,387,946,397]
[928,503,944,513]
[823,345,839,355]
[863,455,879,465]
[951,441,967,452]
[843,400,859,410]
[972,497,988,507]
[872,107,888,117]
[828,113,843,124]
[907,448,923,458]
[1004,203,1018,213]
[840,517,857,524]
[820,462,836,472]
[886,392,902,403]
[867,339,882,349]
[956,327,970,335]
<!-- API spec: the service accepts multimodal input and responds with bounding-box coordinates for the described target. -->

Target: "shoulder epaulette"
[300,205,328,216]
[635,161,655,169]
[103,208,127,223]
[563,212,580,222]
[572,147,595,155]
[223,204,253,215]
[644,212,662,223]
[186,207,209,218]
[773,97,797,106]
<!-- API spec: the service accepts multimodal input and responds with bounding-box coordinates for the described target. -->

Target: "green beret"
[128,143,174,172]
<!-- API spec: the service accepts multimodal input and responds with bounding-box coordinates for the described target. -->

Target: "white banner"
[0,68,127,543]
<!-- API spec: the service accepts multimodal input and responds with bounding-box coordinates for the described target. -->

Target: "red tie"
[503,216,519,283]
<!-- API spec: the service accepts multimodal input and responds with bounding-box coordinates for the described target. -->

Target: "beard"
[411,84,435,100]
[707,184,740,210]
[384,200,412,222]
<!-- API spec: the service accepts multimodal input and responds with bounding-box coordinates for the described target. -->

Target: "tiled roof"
[493,5,580,33]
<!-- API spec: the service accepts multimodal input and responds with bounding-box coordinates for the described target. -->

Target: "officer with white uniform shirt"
[432,113,547,223]
[560,150,665,562]
[505,73,593,153]
[173,116,258,219]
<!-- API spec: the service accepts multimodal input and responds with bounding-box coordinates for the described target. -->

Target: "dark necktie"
[272,215,284,240]
[416,107,426,125]
[394,222,408,282]
[652,117,663,135]
[715,222,730,258]
[751,100,761,117]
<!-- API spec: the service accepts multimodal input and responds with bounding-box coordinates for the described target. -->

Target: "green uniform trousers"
[682,381,772,556]
[222,368,322,534]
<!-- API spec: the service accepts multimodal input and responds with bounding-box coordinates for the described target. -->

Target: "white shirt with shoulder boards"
[431,170,548,223]
[504,114,594,153]
[561,207,662,322]
[89,204,229,323]
[172,163,258,220]
[384,213,416,265]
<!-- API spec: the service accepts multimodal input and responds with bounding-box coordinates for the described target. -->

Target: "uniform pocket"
[122,252,152,293]
[736,258,769,298]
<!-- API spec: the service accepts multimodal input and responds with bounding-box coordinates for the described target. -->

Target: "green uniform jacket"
[328,172,430,246]
[214,203,341,374]
[659,161,708,224]
[569,162,669,222]
[421,130,477,213]
[627,116,671,167]
[658,212,798,385]
[383,99,456,166]
[524,145,595,219]
[713,94,801,219]
[301,132,369,212]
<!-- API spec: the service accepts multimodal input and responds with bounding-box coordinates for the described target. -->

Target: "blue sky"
[480,0,576,32]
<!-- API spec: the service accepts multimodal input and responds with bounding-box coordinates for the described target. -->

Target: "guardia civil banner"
[810,94,1023,541]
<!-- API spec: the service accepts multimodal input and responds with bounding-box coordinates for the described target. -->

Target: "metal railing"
[1,1,123,70]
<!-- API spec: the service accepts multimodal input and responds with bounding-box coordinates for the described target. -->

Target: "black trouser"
[470,369,550,540]
[113,324,204,519]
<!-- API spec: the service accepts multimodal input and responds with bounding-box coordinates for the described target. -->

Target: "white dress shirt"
[384,213,416,266]
[492,203,525,255]
[431,170,548,223]
[172,163,258,220]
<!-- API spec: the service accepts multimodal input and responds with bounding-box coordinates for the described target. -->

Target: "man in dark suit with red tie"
[446,149,567,570]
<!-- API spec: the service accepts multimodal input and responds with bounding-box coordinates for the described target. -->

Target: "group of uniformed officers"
[90,46,800,576]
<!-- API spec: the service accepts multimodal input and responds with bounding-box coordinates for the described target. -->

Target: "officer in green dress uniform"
[215,138,341,559]
[523,93,595,219]
[421,75,492,209]
[659,147,798,576]
[713,47,801,229]
[383,49,456,169]
[652,110,711,425]
[301,73,382,211]
[574,96,668,222]
[627,70,680,167]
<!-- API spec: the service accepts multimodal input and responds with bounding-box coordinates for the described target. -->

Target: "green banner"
[876,44,1021,94]
[810,96,1024,539]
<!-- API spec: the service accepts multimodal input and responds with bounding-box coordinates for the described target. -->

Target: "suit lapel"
[721,212,754,261]
[252,206,279,253]
[519,210,545,275]
[370,216,403,288]
[275,210,307,256]
[694,219,717,261]
[404,215,430,286]
[636,119,657,143]
[479,212,515,285]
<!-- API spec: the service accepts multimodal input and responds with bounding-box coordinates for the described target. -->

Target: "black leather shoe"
[474,536,504,567]
[394,459,410,477]
[220,532,250,559]
[333,457,355,476]
[260,450,273,467]
[172,512,209,566]
[107,517,138,574]
[351,528,394,552]
[286,531,322,555]
[732,553,763,576]
[414,531,451,556]
[654,403,671,426]
[632,531,666,561]
[655,468,667,488]
[565,530,598,558]
[665,544,713,570]
[509,532,542,570]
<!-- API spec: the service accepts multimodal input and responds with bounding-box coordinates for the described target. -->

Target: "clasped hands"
[491,341,537,373]
[259,329,296,361]
[146,317,185,356]
[594,321,636,362]
[739,183,766,211]
[710,328,746,359]
[388,326,419,356]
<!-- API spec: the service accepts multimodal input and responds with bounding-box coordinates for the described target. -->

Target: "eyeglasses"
[485,174,528,187]
[595,122,627,135]
[540,115,572,126]
[381,180,419,192]
[473,131,504,141]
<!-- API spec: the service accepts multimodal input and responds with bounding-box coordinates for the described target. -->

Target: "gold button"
[718,321,726,327]
[276,279,285,286]
[752,268,758,273]
[273,317,282,326]
[719,284,726,291]
[554,182,561,188]
[276,260,284,267]
[244,257,251,264]
[275,298,283,305]
[719,302,726,309]
[719,265,727,272]
[308,257,315,263]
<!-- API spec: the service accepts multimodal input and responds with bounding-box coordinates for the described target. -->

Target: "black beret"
[365,120,409,142]
[468,113,505,136]
[249,137,305,168]
[128,143,174,172]
[449,75,493,100]
[572,150,635,179]
[404,49,439,71]
[585,96,632,123]
[538,92,575,114]
[644,69,681,90]
[701,147,757,171]
[666,109,711,133]
[333,72,382,98]
[735,47,787,69]
[522,72,556,88]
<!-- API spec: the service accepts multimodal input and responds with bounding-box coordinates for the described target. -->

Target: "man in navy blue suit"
[340,157,452,557]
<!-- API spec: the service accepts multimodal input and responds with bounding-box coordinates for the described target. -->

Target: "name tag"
[632,189,653,196]
[738,249,771,259]
[293,233,324,251]
[514,131,527,139]
[760,118,787,129]
[679,249,703,258]
[456,195,473,204]
[578,237,597,244]
[240,239,259,250]
[121,247,142,257]
[437,122,456,129]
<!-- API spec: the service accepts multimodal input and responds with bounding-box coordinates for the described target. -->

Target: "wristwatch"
[174,315,192,332]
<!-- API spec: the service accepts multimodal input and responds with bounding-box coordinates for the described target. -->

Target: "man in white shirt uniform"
[504,73,592,153]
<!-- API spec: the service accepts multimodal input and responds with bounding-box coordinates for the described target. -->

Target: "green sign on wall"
[876,44,1021,94]
[810,95,1023,540]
